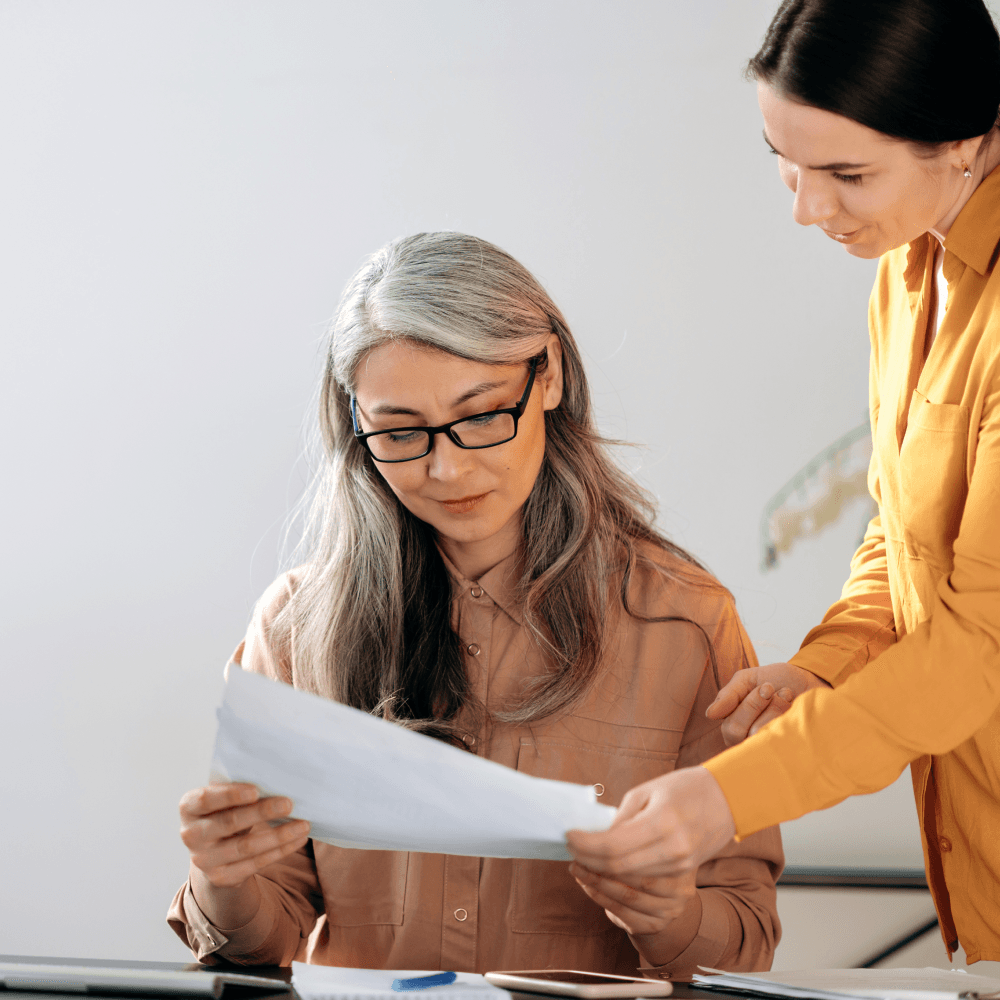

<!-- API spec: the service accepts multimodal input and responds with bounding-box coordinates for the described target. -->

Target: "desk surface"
[1,957,736,1000]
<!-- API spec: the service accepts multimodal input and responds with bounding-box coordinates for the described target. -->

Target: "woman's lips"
[824,227,862,244]
[439,492,489,513]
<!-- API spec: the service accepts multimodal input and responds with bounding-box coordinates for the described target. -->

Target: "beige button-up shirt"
[169,546,782,979]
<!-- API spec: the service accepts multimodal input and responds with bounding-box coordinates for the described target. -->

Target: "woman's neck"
[436,516,522,582]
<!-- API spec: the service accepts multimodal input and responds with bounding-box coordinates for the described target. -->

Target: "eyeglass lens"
[365,412,517,462]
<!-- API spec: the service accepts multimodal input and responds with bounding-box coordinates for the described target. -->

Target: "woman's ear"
[952,133,988,172]
[540,332,564,411]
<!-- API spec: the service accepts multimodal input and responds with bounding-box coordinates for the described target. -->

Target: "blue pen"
[392,972,458,992]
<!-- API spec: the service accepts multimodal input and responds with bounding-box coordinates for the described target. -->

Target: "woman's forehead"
[757,81,901,164]
[352,340,521,405]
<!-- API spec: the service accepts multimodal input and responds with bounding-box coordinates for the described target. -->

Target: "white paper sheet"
[292,965,508,1000]
[210,666,616,860]
[692,967,1000,1000]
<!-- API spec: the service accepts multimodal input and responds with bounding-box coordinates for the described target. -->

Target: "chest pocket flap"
[900,389,969,566]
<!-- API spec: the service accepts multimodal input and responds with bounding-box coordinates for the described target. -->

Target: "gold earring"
[963,161,973,179]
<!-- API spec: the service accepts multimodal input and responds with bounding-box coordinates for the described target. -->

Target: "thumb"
[609,785,653,827]
[706,669,760,719]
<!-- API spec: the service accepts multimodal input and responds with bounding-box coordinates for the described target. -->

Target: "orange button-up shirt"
[169,546,782,979]
[705,166,1000,963]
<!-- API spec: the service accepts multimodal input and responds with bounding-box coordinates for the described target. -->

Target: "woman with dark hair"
[167,233,782,978]
[568,0,1000,965]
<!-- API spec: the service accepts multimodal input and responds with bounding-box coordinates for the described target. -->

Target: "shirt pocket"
[899,389,969,567]
[315,844,409,926]
[509,736,677,936]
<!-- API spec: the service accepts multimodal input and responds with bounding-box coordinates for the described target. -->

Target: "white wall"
[0,0,938,962]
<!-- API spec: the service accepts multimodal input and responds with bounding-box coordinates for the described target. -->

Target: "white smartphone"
[483,970,673,998]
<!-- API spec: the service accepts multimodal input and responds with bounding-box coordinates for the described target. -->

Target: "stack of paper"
[292,965,509,1000]
[692,967,1000,1000]
[211,666,616,860]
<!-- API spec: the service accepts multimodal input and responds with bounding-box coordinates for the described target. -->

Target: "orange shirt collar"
[943,162,1000,276]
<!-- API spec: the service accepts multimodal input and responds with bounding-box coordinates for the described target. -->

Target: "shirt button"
[593,783,605,797]
[466,643,481,656]
[470,586,483,598]
[454,908,468,921]
[940,836,953,853]
[462,733,476,747]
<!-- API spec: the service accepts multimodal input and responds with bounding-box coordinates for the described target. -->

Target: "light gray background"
[1,0,948,961]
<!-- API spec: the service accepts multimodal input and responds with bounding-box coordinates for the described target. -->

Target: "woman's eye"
[387,429,421,443]
[833,172,863,185]
[465,412,500,427]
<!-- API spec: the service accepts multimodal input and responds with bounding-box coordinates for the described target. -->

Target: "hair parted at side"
[269,232,727,746]
[747,0,1000,151]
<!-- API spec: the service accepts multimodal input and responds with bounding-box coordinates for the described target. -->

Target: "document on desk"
[292,964,509,1000]
[210,666,616,860]
[692,968,1000,1000]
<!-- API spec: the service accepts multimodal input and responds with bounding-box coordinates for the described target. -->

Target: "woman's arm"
[168,571,323,964]
[569,365,1000,887]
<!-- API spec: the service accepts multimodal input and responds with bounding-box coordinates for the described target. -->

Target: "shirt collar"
[437,545,524,625]
[943,162,1000,276]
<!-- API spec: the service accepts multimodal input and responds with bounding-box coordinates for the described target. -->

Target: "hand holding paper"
[210,666,615,860]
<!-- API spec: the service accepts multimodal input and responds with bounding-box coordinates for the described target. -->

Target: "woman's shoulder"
[235,566,310,684]
[625,539,743,642]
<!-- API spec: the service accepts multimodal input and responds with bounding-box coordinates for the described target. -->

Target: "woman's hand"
[705,661,830,746]
[570,860,700,961]
[566,766,735,883]
[179,783,311,890]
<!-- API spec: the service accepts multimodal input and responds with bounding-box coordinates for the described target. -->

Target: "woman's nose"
[792,173,838,228]
[426,433,476,480]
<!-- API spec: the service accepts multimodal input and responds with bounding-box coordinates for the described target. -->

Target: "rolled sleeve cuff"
[636,890,733,982]
[168,880,274,963]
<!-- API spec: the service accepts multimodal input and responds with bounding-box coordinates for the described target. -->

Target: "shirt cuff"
[177,880,275,963]
[635,890,732,981]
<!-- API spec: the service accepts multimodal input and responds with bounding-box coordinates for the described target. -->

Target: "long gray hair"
[271,232,722,744]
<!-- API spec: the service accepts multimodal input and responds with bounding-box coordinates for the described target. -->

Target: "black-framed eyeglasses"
[351,354,541,464]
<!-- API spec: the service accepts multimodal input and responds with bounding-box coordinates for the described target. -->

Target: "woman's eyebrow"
[762,129,871,170]
[368,378,510,417]
[450,378,509,407]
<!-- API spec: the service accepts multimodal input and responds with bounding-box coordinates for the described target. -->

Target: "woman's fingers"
[179,782,311,889]
[718,683,779,746]
[748,690,794,737]
[567,767,735,882]
[179,782,259,820]
[570,864,692,936]
[570,864,688,918]
[206,818,311,868]
[704,668,760,720]
[180,794,295,851]
[196,823,312,889]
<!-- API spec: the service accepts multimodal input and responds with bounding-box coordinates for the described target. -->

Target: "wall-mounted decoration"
[761,419,879,572]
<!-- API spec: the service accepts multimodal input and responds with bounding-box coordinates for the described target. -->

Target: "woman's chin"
[843,239,884,260]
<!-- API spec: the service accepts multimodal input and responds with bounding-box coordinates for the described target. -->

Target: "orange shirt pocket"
[509,736,677,935]
[899,389,970,568]
[316,844,409,926]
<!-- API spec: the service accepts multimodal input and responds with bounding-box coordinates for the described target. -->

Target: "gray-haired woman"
[168,233,781,980]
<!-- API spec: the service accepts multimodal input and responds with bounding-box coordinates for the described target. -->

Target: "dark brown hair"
[747,0,1000,151]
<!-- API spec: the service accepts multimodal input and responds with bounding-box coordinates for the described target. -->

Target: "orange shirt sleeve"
[706,364,1000,838]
